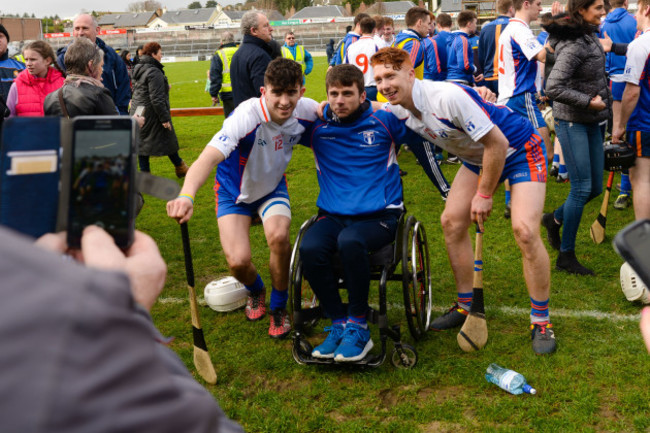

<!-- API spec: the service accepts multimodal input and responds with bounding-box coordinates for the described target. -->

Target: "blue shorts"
[463,133,547,185]
[610,80,626,101]
[628,130,650,158]
[214,179,291,219]
[505,92,546,129]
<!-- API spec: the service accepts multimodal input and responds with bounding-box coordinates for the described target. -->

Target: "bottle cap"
[523,384,537,395]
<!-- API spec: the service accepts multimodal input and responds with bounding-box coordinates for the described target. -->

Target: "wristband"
[477,192,492,199]
[178,194,194,205]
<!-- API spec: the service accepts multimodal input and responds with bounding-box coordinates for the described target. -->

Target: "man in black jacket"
[231,11,274,107]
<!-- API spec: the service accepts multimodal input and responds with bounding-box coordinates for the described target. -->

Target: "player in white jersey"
[612,0,650,219]
[167,58,318,339]
[497,0,551,162]
[346,16,381,100]
[372,47,556,355]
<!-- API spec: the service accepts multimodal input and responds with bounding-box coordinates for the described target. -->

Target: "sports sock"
[269,286,288,311]
[332,318,346,327]
[552,153,559,167]
[505,189,511,206]
[458,292,473,310]
[620,172,631,195]
[348,315,368,329]
[530,297,550,323]
[244,274,264,293]
[558,164,567,176]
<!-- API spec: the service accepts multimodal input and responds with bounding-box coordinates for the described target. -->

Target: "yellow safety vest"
[216,46,238,93]
[281,45,306,73]
[13,54,25,63]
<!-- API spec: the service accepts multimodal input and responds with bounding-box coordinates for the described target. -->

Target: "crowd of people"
[1,0,649,429]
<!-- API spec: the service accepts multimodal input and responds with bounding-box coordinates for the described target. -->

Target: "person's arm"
[209,54,223,98]
[612,83,641,143]
[304,49,313,75]
[6,83,17,117]
[114,54,132,114]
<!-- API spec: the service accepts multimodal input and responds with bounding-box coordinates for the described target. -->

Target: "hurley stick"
[590,171,614,244]
[181,222,217,384]
[457,223,488,352]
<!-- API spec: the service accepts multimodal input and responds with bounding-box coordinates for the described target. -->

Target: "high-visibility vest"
[281,45,306,73]
[394,37,424,79]
[216,46,238,93]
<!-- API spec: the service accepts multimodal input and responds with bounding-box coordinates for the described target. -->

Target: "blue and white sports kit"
[206,96,319,218]
[478,15,511,95]
[383,79,547,184]
[623,29,650,155]
[446,31,477,85]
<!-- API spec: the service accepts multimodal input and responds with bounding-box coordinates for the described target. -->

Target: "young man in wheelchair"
[166,58,319,339]
[298,65,447,361]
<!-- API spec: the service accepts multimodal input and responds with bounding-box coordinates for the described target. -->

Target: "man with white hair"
[231,11,274,107]
[56,14,131,114]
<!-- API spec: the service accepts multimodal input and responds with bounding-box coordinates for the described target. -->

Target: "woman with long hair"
[6,40,64,117]
[542,0,611,275]
[130,42,189,178]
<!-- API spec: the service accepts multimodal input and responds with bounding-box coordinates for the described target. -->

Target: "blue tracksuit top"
[447,32,477,84]
[423,30,452,81]
[601,8,637,75]
[478,15,511,82]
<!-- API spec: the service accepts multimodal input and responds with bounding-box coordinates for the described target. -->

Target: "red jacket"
[14,68,65,117]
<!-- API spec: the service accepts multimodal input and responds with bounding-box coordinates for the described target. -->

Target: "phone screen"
[68,118,134,248]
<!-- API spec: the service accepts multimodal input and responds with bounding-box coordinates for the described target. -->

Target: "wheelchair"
[288,212,432,369]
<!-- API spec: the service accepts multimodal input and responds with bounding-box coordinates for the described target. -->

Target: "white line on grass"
[158,297,641,322]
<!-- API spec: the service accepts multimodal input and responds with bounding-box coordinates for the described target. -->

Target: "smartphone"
[134,105,145,117]
[67,116,136,249]
[614,219,650,288]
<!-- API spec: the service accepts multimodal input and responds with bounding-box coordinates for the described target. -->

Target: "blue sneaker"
[311,324,345,359]
[334,323,373,362]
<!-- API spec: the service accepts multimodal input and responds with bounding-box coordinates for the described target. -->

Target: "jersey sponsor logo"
[362,130,376,145]
[257,138,267,147]
[465,120,476,132]
[525,40,538,51]
[423,127,438,140]
[289,135,299,145]
[218,134,229,142]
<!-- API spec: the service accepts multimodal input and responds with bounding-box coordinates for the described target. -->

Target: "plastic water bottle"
[485,363,536,395]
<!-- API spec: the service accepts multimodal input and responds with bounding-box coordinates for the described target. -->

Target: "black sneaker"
[429,303,469,331]
[549,164,559,178]
[556,251,594,276]
[542,213,561,251]
[531,322,556,354]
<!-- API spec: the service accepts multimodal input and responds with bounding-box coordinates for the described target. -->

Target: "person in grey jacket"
[130,42,189,178]
[0,225,243,433]
[542,0,611,275]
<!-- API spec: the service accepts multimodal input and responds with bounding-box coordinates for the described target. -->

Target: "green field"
[137,56,650,432]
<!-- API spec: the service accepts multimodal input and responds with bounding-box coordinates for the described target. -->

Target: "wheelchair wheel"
[401,216,433,340]
[289,217,320,329]
[292,337,313,365]
[391,344,418,369]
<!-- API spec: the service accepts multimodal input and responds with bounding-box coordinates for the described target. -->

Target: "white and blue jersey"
[623,29,650,133]
[304,102,449,215]
[497,18,543,102]
[206,97,319,204]
[382,80,544,177]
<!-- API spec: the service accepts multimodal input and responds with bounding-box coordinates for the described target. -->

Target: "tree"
[144,1,162,11]
[188,1,202,8]
[205,0,218,6]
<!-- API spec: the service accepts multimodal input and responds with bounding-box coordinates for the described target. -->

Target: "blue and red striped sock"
[458,292,473,310]
[348,315,368,329]
[530,297,550,323]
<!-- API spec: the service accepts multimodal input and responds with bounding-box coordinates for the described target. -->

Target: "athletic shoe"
[548,164,559,178]
[268,309,291,339]
[399,169,408,177]
[334,323,374,362]
[311,324,346,359]
[531,322,556,354]
[504,203,511,219]
[542,212,561,251]
[614,194,630,210]
[556,173,569,183]
[245,288,266,321]
[445,156,461,165]
[428,302,469,331]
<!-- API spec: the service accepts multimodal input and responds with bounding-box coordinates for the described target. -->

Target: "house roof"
[366,1,417,14]
[98,12,157,27]
[159,7,217,24]
[219,10,247,20]
[290,5,348,19]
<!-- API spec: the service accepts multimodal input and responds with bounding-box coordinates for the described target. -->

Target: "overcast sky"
[1,0,237,19]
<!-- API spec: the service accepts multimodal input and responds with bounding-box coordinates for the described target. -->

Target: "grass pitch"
[136,57,650,432]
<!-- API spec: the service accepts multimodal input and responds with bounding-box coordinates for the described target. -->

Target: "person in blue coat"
[447,11,482,85]
[424,13,453,81]
[56,14,131,115]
